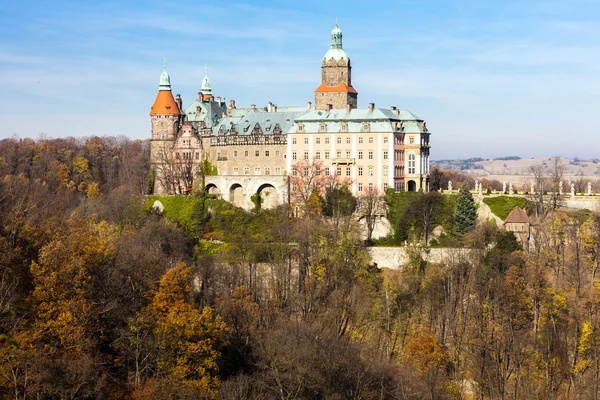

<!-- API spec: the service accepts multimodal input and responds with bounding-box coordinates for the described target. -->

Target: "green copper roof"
[323,22,349,61]
[201,65,212,94]
[159,61,171,91]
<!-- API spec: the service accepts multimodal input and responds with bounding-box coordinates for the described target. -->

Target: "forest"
[1,136,600,399]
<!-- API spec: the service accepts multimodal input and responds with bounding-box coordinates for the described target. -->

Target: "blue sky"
[1,0,599,159]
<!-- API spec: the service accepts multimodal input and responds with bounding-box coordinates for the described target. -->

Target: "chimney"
[267,101,273,112]
[369,103,375,112]
[307,101,312,111]
[346,104,351,113]
[198,92,202,101]
[175,94,183,111]
[196,106,201,114]
[210,95,214,102]
[251,104,256,110]
[229,99,236,109]
[390,106,397,111]
[216,96,221,105]
[394,108,399,117]
[326,103,332,112]
[273,105,277,112]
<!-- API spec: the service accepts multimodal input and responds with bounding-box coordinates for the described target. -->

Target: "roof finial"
[205,63,208,76]
[164,57,166,69]
[336,17,338,27]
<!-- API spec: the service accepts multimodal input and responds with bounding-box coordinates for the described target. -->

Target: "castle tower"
[150,62,181,193]
[315,22,358,110]
[200,65,212,101]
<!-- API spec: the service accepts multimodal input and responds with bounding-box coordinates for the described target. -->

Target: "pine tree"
[454,184,477,235]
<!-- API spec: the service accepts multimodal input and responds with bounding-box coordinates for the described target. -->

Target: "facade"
[149,23,431,207]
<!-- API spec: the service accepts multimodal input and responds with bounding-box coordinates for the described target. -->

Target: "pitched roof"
[150,91,180,115]
[505,207,530,223]
[314,81,358,94]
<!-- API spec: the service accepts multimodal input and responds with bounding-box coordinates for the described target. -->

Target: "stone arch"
[229,183,245,208]
[256,183,280,209]
[407,180,417,192]
[205,183,220,196]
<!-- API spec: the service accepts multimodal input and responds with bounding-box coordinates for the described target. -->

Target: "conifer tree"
[453,183,477,235]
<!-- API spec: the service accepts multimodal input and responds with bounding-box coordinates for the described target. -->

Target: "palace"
[150,23,431,210]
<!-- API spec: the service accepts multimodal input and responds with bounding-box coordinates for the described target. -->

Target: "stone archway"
[256,183,280,209]
[407,180,417,192]
[205,183,220,196]
[229,183,245,208]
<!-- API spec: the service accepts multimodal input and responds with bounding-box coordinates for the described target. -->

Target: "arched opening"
[205,183,220,197]
[256,183,280,209]
[407,180,417,192]
[229,183,245,208]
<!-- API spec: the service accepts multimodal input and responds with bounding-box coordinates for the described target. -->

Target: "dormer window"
[297,124,304,132]
[340,122,348,132]
[362,123,370,132]
[320,123,327,132]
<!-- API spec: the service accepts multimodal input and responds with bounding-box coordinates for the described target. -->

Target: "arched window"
[408,153,416,174]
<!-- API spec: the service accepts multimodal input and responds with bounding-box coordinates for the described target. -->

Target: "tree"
[322,183,357,218]
[414,191,444,245]
[453,184,476,235]
[290,158,348,215]
[358,187,383,243]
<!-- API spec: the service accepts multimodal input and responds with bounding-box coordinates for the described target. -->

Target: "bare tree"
[358,187,383,243]
[290,158,348,215]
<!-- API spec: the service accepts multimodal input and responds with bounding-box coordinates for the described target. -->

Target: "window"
[304,138,309,144]
[369,137,373,143]
[265,150,270,157]
[292,168,297,176]
[368,166,373,176]
[293,138,297,144]
[320,124,327,132]
[265,167,271,175]
[336,167,342,176]
[325,151,330,159]
[368,151,373,160]
[336,151,342,158]
[255,150,259,157]
[346,167,351,176]
[337,137,341,144]
[255,167,261,175]
[276,150,280,157]
[362,123,369,132]
[341,123,348,132]
[275,167,281,175]
[316,138,321,144]
[325,167,330,176]
[358,183,363,192]
[358,151,363,160]
[304,151,309,160]
[346,137,351,144]
[346,151,351,158]
[369,183,373,191]
[196,152,200,160]
[233,167,239,174]
[316,167,321,176]
[292,152,297,160]
[304,167,309,176]
[384,137,388,143]
[383,151,388,160]
[383,166,388,176]
[409,137,414,144]
[244,167,250,175]
[233,151,237,157]
[358,167,363,176]
[316,151,321,160]
[244,150,249,157]
[358,137,363,144]
[408,153,416,174]
[325,138,330,144]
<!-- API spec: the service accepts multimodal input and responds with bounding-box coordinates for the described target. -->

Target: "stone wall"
[367,246,474,270]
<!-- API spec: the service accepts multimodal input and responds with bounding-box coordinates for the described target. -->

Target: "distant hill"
[432,157,600,178]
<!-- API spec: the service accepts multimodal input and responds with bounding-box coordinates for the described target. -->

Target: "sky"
[1,0,599,159]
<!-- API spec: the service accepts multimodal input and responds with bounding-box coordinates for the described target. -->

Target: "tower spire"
[159,61,171,91]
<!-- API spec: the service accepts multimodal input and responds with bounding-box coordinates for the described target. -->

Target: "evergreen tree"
[453,184,477,235]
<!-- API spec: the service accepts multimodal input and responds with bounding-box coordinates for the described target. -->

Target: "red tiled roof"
[314,81,358,94]
[150,91,181,115]
[505,207,530,223]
